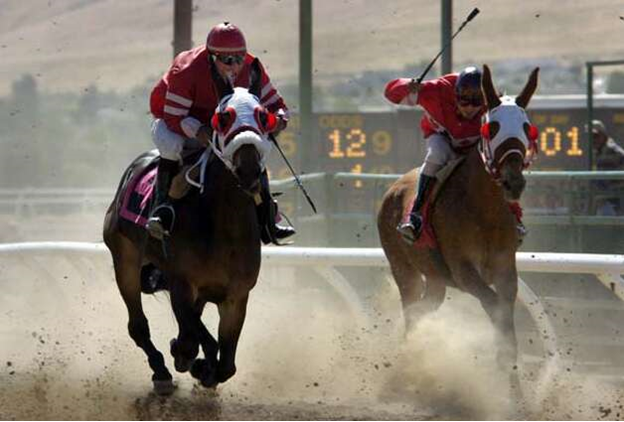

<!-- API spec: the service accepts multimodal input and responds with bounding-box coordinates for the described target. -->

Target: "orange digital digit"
[328,129,345,158]
[346,128,366,158]
[565,126,583,156]
[351,163,363,188]
[540,126,561,157]
[372,131,392,156]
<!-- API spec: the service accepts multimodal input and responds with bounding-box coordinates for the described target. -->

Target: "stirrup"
[397,222,417,244]
[275,225,296,240]
[516,223,528,246]
[146,204,175,240]
[396,215,423,244]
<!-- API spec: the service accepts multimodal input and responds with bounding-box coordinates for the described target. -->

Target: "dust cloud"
[2,250,624,420]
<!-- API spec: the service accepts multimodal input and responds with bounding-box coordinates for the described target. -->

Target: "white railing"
[2,241,624,382]
[0,188,114,216]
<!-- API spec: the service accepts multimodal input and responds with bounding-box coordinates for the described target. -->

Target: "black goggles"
[457,95,483,107]
[214,54,245,66]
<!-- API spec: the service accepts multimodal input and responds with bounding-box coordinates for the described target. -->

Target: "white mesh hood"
[214,87,273,169]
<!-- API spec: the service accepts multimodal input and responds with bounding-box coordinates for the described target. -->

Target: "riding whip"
[269,133,317,214]
[415,7,480,83]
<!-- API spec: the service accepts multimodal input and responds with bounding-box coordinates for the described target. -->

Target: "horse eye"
[489,121,500,138]
[258,111,268,126]
[219,111,231,127]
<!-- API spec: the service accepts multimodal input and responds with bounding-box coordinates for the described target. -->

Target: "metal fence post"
[173,0,193,57]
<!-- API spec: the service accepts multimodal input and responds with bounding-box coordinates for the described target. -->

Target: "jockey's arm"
[384,78,422,106]
[254,57,290,136]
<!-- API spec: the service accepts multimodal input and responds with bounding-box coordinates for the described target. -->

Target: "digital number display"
[269,107,624,179]
[266,106,624,223]
[527,109,588,170]
[317,113,398,177]
[527,109,624,170]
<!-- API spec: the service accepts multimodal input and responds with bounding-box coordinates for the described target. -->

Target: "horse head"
[480,64,540,201]
[210,58,276,195]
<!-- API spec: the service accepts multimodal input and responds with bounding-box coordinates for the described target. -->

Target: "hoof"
[175,360,194,373]
[153,379,176,396]
[217,364,237,384]
[190,359,219,388]
[170,338,195,373]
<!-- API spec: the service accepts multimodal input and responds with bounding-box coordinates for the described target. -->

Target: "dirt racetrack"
[2,215,624,420]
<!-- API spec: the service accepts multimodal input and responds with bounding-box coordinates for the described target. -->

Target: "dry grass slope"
[1,0,624,94]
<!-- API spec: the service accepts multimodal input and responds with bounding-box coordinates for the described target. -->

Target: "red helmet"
[206,22,247,55]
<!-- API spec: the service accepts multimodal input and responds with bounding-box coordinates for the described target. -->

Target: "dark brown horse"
[103,61,272,394]
[378,65,539,388]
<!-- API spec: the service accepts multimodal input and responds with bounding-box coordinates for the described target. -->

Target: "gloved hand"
[408,78,422,94]
[196,125,213,147]
[272,109,289,137]
[272,117,288,137]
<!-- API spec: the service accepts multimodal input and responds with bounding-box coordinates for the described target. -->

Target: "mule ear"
[249,58,262,98]
[209,55,234,100]
[515,67,539,109]
[481,64,501,109]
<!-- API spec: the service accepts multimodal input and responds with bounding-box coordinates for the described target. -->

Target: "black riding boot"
[145,158,179,240]
[258,171,296,245]
[397,174,436,243]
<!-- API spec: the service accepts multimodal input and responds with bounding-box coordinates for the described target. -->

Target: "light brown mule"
[378,65,539,394]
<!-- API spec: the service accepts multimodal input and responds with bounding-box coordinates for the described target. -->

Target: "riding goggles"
[214,54,245,66]
[457,95,483,107]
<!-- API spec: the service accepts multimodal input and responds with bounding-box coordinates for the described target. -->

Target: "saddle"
[401,155,526,249]
[119,149,205,227]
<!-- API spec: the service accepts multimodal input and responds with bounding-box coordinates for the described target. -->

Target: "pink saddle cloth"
[400,197,438,250]
[119,167,158,227]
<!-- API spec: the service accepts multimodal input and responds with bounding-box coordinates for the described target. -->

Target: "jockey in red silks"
[384,67,486,243]
[147,22,295,243]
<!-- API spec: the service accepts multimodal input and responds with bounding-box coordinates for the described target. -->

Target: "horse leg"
[189,302,220,388]
[455,261,522,397]
[490,266,522,400]
[216,293,249,383]
[169,279,201,373]
[492,273,519,370]
[387,255,446,332]
[109,236,174,395]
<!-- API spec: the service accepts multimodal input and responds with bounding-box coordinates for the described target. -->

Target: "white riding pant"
[151,119,188,161]
[421,133,460,176]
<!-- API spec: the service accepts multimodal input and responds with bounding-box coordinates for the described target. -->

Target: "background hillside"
[2,0,624,188]
[2,0,624,96]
